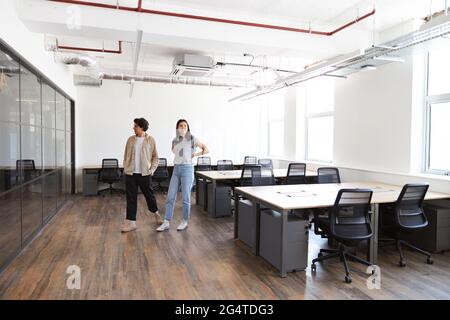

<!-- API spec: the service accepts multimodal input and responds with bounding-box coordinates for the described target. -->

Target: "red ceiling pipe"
[49,0,375,36]
[57,40,123,54]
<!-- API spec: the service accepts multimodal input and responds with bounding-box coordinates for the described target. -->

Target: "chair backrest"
[286,162,306,184]
[394,184,429,229]
[196,156,212,171]
[16,159,37,182]
[244,156,258,165]
[102,158,119,169]
[153,158,169,178]
[251,166,275,186]
[318,167,341,184]
[217,160,233,171]
[239,164,261,186]
[100,158,121,181]
[258,158,273,169]
[16,159,35,170]
[329,189,373,241]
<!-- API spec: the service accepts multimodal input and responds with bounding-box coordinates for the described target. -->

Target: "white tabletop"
[196,169,317,180]
[235,181,450,211]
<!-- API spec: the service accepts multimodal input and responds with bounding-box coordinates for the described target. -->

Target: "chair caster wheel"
[311,264,316,272]
[344,275,352,283]
[399,260,406,267]
[427,257,434,265]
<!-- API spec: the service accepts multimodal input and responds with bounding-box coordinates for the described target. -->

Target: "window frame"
[424,52,450,176]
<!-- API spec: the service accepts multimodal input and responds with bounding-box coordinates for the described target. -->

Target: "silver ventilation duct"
[98,72,249,88]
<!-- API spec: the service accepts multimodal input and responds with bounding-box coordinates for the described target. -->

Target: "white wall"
[75,80,266,190]
[334,57,414,173]
[329,54,450,193]
[0,0,76,99]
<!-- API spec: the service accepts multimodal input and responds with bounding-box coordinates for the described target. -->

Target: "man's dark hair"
[134,118,149,132]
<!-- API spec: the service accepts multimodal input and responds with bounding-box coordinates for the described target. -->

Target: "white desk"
[234,182,450,277]
[195,169,317,217]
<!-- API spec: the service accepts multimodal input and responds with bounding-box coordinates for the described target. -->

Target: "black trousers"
[125,173,158,221]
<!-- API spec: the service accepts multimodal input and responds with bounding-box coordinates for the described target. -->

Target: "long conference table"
[195,169,317,217]
[233,181,450,277]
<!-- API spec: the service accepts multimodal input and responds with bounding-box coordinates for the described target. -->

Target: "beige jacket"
[123,133,159,176]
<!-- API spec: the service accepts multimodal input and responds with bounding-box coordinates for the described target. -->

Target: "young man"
[121,118,163,232]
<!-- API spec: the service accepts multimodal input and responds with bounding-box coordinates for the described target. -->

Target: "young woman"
[157,119,208,231]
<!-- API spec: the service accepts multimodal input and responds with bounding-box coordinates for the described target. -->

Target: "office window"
[425,45,450,174]
[0,43,74,270]
[267,93,285,157]
[306,77,334,162]
[0,48,22,268]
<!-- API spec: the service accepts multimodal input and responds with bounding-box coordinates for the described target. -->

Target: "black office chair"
[258,158,273,169]
[217,160,234,171]
[98,158,123,196]
[196,156,212,171]
[16,159,37,183]
[252,166,275,186]
[244,156,258,165]
[152,158,169,192]
[286,162,307,184]
[311,189,374,283]
[318,167,341,184]
[230,164,262,207]
[378,184,433,266]
[312,167,341,233]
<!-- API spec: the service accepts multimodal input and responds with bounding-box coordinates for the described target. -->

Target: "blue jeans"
[164,164,194,221]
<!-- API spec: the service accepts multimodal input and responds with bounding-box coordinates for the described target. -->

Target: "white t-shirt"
[172,132,199,165]
[134,136,145,173]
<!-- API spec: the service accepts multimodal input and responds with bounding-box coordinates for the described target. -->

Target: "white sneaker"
[177,220,188,231]
[121,220,137,233]
[156,220,170,232]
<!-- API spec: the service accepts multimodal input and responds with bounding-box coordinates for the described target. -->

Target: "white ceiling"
[19,0,450,79]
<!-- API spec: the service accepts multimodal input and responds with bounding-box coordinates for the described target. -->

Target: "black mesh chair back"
[239,164,261,186]
[244,156,258,165]
[251,166,275,186]
[153,158,169,178]
[286,162,306,184]
[318,167,341,184]
[16,159,37,182]
[394,184,429,229]
[329,189,373,241]
[258,158,273,168]
[196,156,212,171]
[16,159,35,170]
[99,158,121,183]
[217,160,233,171]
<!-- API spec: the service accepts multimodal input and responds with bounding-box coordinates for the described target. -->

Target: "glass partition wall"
[0,42,74,271]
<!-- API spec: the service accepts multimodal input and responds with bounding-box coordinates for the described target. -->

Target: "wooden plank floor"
[1,193,450,300]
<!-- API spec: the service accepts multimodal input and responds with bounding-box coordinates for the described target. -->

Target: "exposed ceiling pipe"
[57,39,123,54]
[229,11,450,102]
[54,51,100,79]
[49,0,375,36]
[216,61,297,74]
[99,73,250,88]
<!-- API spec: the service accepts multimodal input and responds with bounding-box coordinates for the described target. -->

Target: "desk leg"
[210,179,216,217]
[368,203,379,264]
[234,190,239,239]
[255,203,261,256]
[279,210,288,278]
[195,175,199,205]
[203,179,208,212]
